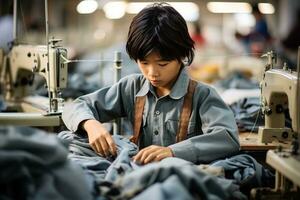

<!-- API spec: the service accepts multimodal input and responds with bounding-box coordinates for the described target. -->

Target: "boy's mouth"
[150,80,160,84]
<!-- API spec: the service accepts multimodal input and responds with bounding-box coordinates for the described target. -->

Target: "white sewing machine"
[258,51,299,143]
[0,39,68,127]
[0,0,69,127]
[252,49,300,198]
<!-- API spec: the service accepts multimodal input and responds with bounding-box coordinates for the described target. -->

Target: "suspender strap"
[130,79,197,145]
[130,95,146,144]
[176,80,197,142]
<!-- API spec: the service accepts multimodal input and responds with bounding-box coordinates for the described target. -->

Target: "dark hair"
[126,3,195,65]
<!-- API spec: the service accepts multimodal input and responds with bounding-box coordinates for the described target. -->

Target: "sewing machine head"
[258,50,300,143]
[0,39,68,114]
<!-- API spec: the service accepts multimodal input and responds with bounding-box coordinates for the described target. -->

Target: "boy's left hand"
[133,145,173,164]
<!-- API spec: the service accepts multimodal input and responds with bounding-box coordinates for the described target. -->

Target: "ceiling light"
[258,3,275,14]
[103,1,126,19]
[234,13,255,27]
[77,0,98,14]
[207,2,252,14]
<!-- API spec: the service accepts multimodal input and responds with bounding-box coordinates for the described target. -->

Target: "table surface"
[239,132,291,151]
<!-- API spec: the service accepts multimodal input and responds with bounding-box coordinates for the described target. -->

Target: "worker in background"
[190,22,206,48]
[62,3,240,165]
[235,4,272,55]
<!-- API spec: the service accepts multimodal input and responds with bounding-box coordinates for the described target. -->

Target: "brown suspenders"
[130,79,197,145]
[176,79,197,142]
[130,95,146,144]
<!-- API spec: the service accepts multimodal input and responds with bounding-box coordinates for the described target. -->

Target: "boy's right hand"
[82,119,117,157]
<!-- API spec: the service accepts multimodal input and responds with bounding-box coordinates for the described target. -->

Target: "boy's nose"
[148,66,159,77]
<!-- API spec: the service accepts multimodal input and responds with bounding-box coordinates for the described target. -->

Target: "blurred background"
[1,0,300,98]
[1,0,300,81]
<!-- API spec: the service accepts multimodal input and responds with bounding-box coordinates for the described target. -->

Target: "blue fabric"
[0,127,251,200]
[105,148,139,182]
[116,157,247,200]
[131,176,195,200]
[229,97,264,132]
[0,126,93,200]
[58,131,138,157]
[230,97,292,132]
[58,131,138,183]
[58,131,247,200]
[211,154,274,192]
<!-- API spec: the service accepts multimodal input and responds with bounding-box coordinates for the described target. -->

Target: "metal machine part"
[258,51,299,143]
[113,51,122,135]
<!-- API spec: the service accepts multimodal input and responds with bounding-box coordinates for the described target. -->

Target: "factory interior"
[0,0,300,199]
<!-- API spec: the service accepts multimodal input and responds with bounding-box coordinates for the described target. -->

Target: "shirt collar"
[169,68,190,99]
[136,68,190,99]
[136,78,150,97]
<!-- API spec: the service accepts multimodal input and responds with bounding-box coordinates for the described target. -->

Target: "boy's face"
[137,51,181,93]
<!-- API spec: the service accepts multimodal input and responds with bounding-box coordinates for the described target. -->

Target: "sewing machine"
[258,51,298,143]
[0,39,68,127]
[0,0,69,127]
[251,49,300,198]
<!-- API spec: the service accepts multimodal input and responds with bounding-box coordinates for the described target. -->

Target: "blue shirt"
[62,69,240,163]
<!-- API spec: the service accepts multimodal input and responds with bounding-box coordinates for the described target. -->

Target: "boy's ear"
[182,58,188,66]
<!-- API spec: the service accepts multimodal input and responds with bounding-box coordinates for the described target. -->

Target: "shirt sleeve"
[62,75,139,132]
[169,85,240,164]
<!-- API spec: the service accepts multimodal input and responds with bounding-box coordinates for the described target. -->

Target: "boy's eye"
[158,63,168,67]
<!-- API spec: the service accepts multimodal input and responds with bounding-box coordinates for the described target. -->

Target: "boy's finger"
[106,136,117,156]
[100,139,110,157]
[133,151,143,162]
[94,142,105,157]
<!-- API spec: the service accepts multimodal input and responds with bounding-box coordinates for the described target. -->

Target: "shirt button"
[155,110,160,115]
[154,130,159,135]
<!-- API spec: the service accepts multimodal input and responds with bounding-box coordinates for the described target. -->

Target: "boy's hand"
[133,145,174,164]
[82,119,117,157]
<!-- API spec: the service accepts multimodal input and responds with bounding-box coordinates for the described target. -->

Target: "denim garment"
[131,176,195,200]
[0,126,92,200]
[105,148,140,182]
[58,131,138,157]
[62,69,240,163]
[58,131,247,200]
[230,97,291,132]
[116,157,247,200]
[211,154,275,193]
[58,131,138,184]
[230,97,264,132]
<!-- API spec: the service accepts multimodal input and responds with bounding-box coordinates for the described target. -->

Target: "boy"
[62,3,240,164]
